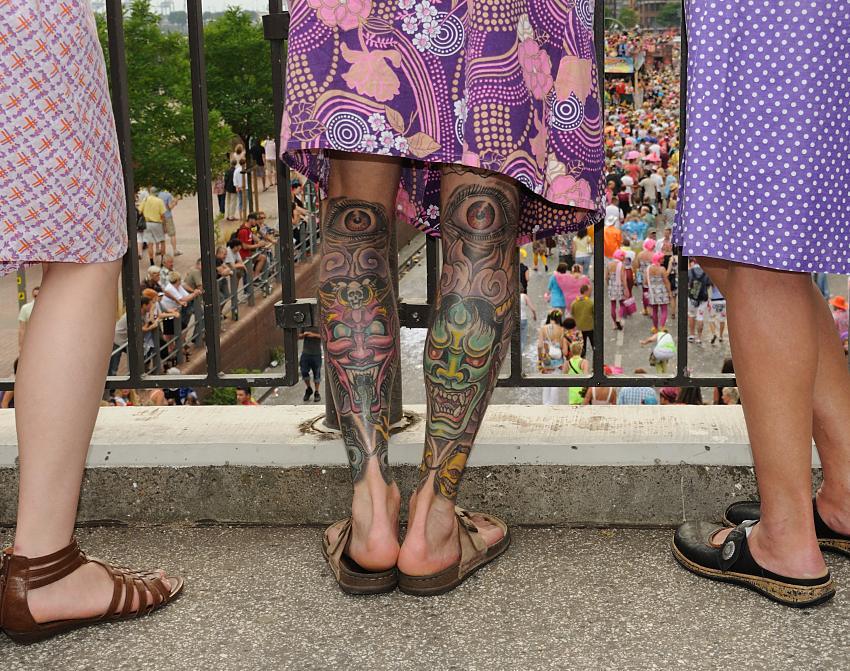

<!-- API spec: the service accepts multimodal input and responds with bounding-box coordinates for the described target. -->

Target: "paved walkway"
[1,525,847,670]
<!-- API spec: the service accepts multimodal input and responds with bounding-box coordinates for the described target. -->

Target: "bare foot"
[25,559,176,624]
[325,479,401,572]
[711,523,827,579]
[396,490,504,576]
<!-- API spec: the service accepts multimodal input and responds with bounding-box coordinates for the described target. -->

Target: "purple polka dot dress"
[0,1,128,277]
[674,0,850,274]
[281,0,605,241]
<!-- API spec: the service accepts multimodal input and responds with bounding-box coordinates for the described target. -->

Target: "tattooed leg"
[321,152,402,571]
[398,166,519,576]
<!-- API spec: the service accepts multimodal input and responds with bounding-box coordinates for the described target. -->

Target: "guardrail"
[3,1,739,394]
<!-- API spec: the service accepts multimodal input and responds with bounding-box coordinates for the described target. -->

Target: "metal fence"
[2,1,738,393]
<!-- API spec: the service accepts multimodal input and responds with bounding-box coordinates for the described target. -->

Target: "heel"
[5,620,83,645]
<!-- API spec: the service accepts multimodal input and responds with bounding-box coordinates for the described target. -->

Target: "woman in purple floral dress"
[282,0,604,594]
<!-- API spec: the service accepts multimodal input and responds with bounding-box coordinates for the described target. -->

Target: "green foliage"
[95,0,232,195]
[656,2,682,27]
[203,386,237,405]
[619,7,639,29]
[202,368,263,405]
[204,9,274,146]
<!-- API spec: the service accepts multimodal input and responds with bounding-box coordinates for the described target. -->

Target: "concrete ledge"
[0,406,821,526]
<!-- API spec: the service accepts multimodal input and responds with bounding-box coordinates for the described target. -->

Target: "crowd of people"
[518,28,850,406]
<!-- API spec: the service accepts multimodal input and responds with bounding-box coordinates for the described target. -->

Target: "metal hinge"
[275,299,317,329]
[262,12,290,41]
[398,301,430,329]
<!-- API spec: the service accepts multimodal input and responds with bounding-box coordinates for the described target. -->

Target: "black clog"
[672,520,835,608]
[724,498,850,558]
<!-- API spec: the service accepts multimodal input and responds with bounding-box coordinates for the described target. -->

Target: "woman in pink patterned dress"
[0,2,181,642]
[283,1,604,594]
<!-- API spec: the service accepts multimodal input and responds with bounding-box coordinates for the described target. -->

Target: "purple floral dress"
[0,1,127,277]
[282,0,605,241]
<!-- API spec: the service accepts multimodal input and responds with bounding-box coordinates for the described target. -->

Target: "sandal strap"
[88,557,173,620]
[5,538,88,591]
[324,518,353,581]
[455,507,488,576]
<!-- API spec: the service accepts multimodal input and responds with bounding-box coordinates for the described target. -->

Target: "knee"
[440,179,519,239]
[322,197,391,239]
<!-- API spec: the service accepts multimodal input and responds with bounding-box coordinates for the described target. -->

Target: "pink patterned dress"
[0,1,127,277]
[282,0,605,241]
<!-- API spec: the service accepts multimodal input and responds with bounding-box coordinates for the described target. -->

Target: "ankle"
[815,486,850,533]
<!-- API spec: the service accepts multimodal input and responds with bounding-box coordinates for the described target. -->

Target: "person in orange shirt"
[603,220,623,260]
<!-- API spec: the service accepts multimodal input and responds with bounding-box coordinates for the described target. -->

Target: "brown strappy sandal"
[321,518,398,595]
[398,507,511,597]
[0,538,183,644]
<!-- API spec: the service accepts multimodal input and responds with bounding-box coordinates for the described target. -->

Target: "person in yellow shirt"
[139,187,167,266]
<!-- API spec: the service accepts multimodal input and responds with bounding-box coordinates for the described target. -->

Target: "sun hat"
[829,296,848,311]
[652,252,665,265]
[613,249,626,261]
[660,387,679,401]
[642,238,657,252]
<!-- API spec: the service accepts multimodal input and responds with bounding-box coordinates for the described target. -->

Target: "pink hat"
[613,249,626,261]
[642,238,657,252]
[652,252,665,265]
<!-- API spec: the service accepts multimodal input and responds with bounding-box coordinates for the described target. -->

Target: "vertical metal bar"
[676,0,689,379]
[268,0,299,386]
[508,248,523,382]
[425,235,439,305]
[186,0,222,382]
[592,0,606,381]
[105,0,144,382]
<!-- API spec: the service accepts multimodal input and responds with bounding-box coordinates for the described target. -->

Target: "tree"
[619,7,639,29]
[204,9,274,148]
[95,0,232,194]
[656,2,682,27]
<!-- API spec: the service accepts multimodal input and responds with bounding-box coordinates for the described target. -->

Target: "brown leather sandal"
[0,538,183,644]
[398,507,511,597]
[322,518,398,595]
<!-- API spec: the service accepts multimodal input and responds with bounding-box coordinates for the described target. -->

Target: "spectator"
[677,387,704,405]
[109,389,140,407]
[570,284,594,357]
[1,359,18,409]
[160,271,201,350]
[263,135,277,187]
[714,357,738,405]
[109,295,153,377]
[250,139,266,191]
[565,340,589,405]
[659,387,679,405]
[687,259,711,344]
[291,179,309,254]
[143,265,163,293]
[721,386,740,405]
[213,171,226,215]
[237,215,269,276]
[158,188,182,257]
[234,158,247,219]
[164,367,198,406]
[616,369,659,405]
[236,386,258,405]
[225,160,238,220]
[184,258,204,293]
[299,327,323,402]
[139,186,167,266]
[519,287,537,350]
[17,286,40,350]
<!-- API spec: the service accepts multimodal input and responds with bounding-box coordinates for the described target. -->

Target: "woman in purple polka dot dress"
[672,0,850,607]
[282,0,604,593]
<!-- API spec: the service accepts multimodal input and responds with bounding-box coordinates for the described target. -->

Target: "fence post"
[245,260,256,306]
[174,316,185,365]
[229,272,239,320]
[192,297,204,346]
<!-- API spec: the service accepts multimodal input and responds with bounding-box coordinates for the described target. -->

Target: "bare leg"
[698,258,827,577]
[15,261,172,623]
[320,153,402,571]
[398,167,518,576]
